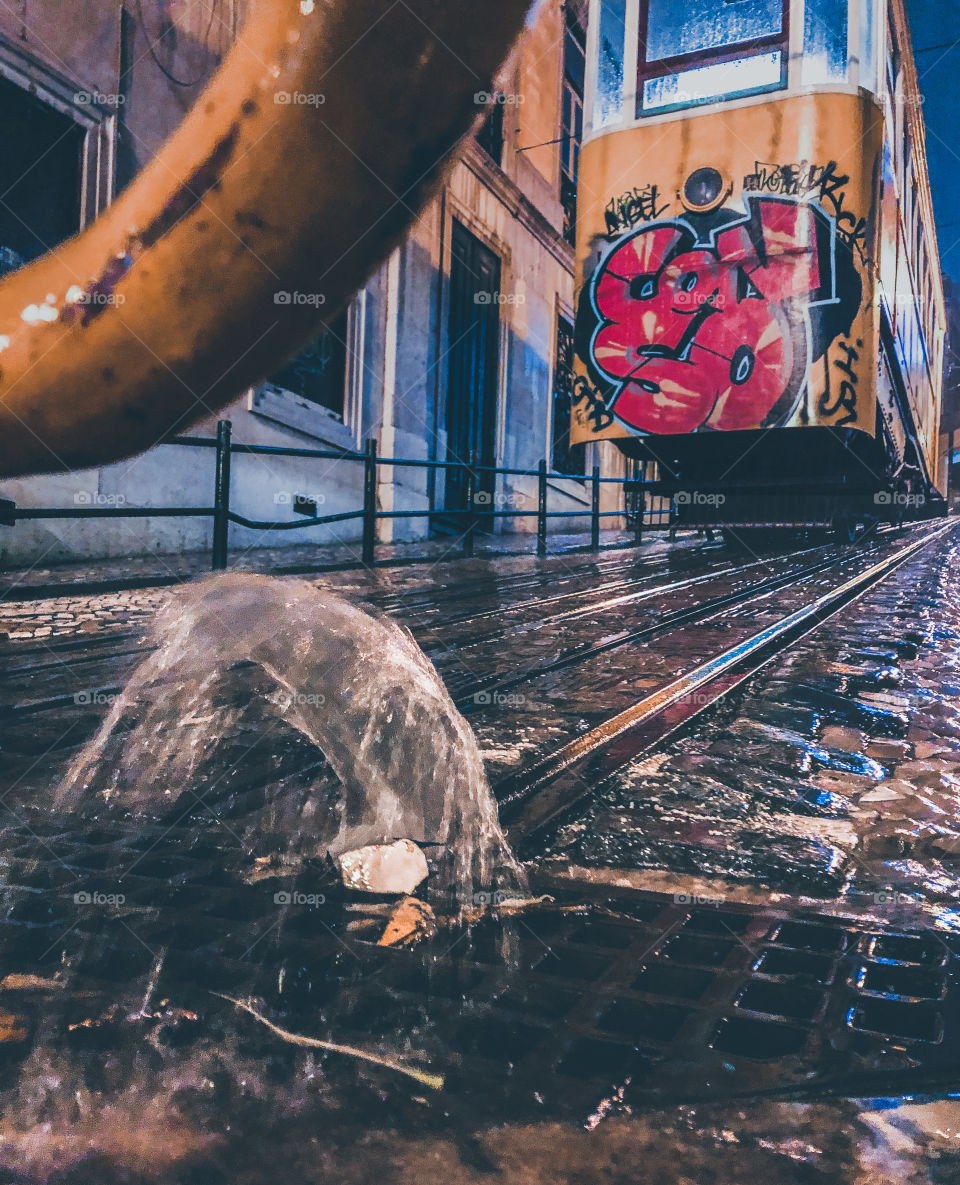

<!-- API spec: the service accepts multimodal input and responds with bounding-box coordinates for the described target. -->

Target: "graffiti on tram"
[574,166,867,437]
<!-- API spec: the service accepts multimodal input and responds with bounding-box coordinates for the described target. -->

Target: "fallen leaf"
[378,897,436,948]
[0,1009,28,1043]
[0,973,63,993]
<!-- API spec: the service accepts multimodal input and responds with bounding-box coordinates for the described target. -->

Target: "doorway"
[442,220,501,524]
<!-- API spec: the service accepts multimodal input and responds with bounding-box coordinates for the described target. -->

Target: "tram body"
[572,0,946,529]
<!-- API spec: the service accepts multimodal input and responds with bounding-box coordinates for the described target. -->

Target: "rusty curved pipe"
[0,0,530,477]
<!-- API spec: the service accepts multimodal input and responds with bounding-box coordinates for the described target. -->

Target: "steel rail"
[0,543,721,698]
[437,540,834,647]
[497,523,953,848]
[451,532,911,710]
[0,530,920,719]
[0,541,814,695]
[412,541,813,631]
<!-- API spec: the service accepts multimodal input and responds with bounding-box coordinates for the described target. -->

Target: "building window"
[638,0,788,116]
[561,2,586,247]
[0,77,84,265]
[551,314,587,476]
[268,309,349,421]
[475,96,504,165]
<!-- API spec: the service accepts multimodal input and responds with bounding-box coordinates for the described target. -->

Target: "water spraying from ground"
[58,573,523,905]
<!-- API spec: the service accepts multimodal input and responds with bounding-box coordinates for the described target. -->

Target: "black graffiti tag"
[604,185,669,236]
[572,375,615,432]
[819,337,862,427]
[816,162,869,259]
[744,160,824,195]
[744,160,869,260]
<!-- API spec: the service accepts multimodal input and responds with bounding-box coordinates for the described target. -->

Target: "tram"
[571,0,947,533]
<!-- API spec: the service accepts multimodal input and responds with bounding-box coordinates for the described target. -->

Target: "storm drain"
[0,822,957,1121]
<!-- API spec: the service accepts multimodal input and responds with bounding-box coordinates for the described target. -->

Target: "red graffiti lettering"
[589,199,828,434]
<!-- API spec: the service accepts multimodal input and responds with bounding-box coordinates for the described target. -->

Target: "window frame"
[0,40,116,232]
[251,297,365,451]
[475,95,505,165]
[550,311,588,479]
[636,0,791,116]
[561,0,587,245]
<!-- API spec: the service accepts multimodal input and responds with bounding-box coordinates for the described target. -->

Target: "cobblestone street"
[1,527,960,1181]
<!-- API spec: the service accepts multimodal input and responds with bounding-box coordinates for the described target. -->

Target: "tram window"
[887,11,901,85]
[643,0,784,62]
[859,0,879,92]
[801,0,848,85]
[638,0,788,115]
[593,0,627,130]
[642,52,783,112]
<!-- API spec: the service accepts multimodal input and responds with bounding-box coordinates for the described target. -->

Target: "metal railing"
[5,419,675,571]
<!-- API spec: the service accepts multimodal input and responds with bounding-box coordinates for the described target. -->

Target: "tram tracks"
[495,521,953,853]
[0,538,832,716]
[0,527,930,732]
[448,542,879,706]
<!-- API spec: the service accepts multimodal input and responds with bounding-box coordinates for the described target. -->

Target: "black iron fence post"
[463,466,476,557]
[591,463,601,550]
[634,460,646,545]
[211,419,232,571]
[537,459,548,556]
[362,438,378,566]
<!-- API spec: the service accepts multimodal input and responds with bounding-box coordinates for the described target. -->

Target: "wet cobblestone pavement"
[0,528,646,601]
[0,526,960,1182]
[544,524,960,914]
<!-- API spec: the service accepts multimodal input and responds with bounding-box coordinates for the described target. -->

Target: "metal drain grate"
[0,824,958,1120]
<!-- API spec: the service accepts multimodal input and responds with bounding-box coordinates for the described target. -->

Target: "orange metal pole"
[0,0,530,477]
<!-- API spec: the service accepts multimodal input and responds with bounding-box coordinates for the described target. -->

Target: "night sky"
[905,0,960,283]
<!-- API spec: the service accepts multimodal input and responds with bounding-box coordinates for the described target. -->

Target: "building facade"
[0,0,629,567]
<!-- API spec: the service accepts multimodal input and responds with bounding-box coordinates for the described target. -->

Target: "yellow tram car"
[571,0,946,534]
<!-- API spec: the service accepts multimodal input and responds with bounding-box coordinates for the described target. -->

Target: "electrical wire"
[915,40,960,55]
[134,0,222,88]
